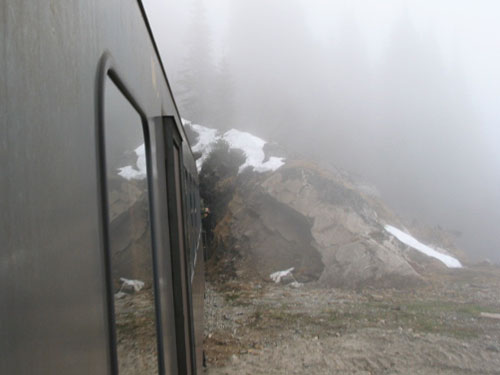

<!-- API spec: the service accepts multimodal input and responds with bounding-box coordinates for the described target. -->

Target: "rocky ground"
[204,264,500,375]
[115,289,158,375]
[188,121,500,374]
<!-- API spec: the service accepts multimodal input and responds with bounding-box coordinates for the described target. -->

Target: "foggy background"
[144,0,500,262]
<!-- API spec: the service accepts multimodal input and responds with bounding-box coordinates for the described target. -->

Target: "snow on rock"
[184,121,285,173]
[118,144,147,180]
[119,277,145,292]
[289,281,303,288]
[191,124,220,170]
[270,267,295,283]
[114,291,127,299]
[222,129,285,173]
[384,225,462,268]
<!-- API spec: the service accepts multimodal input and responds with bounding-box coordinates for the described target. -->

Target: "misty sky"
[144,0,499,261]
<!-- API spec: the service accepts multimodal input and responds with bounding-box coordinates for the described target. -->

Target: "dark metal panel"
[191,249,206,373]
[164,117,195,374]
[179,132,205,375]
[149,116,179,374]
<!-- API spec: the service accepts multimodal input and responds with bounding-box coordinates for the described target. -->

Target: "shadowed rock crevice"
[215,188,325,282]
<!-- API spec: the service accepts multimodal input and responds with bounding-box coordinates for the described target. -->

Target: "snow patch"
[118,144,147,180]
[223,129,285,173]
[184,121,285,173]
[119,277,145,292]
[384,225,462,268]
[270,267,294,283]
[114,291,127,299]
[191,124,220,170]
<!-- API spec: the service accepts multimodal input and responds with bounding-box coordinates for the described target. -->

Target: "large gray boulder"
[211,160,423,289]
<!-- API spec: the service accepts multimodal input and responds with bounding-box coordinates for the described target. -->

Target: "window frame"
[96,53,165,375]
[163,117,197,374]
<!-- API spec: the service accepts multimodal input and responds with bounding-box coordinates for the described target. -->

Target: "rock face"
[108,175,153,291]
[210,160,423,289]
[216,185,325,283]
[190,122,461,289]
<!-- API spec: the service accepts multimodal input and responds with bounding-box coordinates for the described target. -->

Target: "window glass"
[104,79,159,375]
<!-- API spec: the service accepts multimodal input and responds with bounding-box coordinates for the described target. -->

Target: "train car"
[0,1,204,374]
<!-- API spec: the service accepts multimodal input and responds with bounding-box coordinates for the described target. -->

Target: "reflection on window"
[104,79,158,375]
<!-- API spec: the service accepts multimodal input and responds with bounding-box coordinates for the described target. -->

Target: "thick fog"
[144,0,500,262]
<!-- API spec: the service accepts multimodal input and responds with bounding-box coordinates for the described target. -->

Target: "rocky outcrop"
[190,122,462,289]
[210,160,423,289]
[108,172,153,291]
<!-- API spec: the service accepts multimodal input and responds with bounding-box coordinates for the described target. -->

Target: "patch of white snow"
[119,277,145,292]
[223,129,285,173]
[270,267,295,283]
[114,291,127,299]
[118,144,147,180]
[184,121,286,173]
[384,225,462,268]
[191,124,220,170]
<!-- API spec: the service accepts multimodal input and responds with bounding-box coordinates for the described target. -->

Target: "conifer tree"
[210,56,235,131]
[174,0,214,124]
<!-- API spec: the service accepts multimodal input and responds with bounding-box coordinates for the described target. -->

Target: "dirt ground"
[204,265,500,374]
[115,289,158,375]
